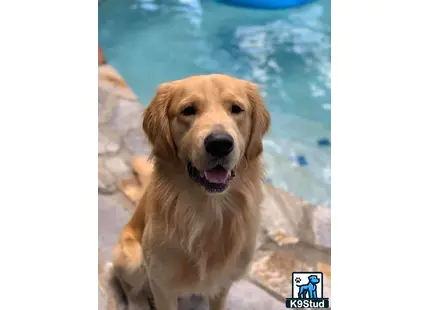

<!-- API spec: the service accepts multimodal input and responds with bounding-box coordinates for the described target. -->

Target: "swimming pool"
[99,0,331,207]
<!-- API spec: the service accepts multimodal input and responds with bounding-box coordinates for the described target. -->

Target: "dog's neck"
[148,156,264,259]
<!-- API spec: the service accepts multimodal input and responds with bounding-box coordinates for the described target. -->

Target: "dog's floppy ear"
[245,82,271,160]
[142,82,177,162]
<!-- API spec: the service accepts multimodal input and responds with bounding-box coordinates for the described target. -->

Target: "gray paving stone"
[99,129,122,155]
[307,205,331,249]
[261,184,331,250]
[103,155,131,179]
[227,280,285,310]
[99,160,118,194]
[98,194,131,261]
[177,280,284,310]
[260,184,301,246]
[123,128,151,156]
[99,287,108,310]
[99,88,118,125]
[99,87,109,116]
[107,99,144,135]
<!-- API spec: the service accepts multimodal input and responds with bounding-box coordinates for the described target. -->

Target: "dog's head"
[143,74,270,194]
[308,275,320,284]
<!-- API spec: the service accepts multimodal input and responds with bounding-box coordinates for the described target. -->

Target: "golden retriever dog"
[105,74,270,310]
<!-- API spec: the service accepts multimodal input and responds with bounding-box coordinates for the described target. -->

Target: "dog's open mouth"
[187,162,235,193]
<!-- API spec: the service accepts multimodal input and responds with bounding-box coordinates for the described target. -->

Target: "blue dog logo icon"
[296,275,320,299]
[286,271,329,308]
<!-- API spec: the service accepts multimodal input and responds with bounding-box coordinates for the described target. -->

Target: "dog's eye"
[181,105,197,116]
[231,104,244,114]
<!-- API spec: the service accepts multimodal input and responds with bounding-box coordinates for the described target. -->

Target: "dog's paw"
[113,236,144,277]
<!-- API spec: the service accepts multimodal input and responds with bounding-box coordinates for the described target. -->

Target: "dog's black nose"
[204,132,234,158]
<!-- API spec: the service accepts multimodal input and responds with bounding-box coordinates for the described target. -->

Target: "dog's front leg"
[149,280,178,310]
[209,284,232,310]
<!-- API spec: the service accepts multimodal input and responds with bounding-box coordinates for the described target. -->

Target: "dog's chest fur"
[145,189,260,295]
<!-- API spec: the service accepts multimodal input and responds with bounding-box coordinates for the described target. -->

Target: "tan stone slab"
[118,175,142,205]
[306,205,331,249]
[317,262,331,281]
[270,185,307,224]
[249,250,315,300]
[260,184,302,247]
[131,156,153,185]
[261,184,331,250]
[106,99,144,135]
[250,250,331,303]
[99,65,128,88]
[98,65,138,101]
[117,156,155,205]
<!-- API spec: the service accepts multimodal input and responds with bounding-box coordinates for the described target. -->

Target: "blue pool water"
[99,0,331,207]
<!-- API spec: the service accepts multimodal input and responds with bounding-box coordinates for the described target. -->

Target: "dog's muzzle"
[187,162,235,193]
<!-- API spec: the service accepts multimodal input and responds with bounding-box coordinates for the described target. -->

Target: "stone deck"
[98,63,331,309]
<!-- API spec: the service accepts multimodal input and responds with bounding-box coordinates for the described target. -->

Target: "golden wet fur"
[106,74,270,310]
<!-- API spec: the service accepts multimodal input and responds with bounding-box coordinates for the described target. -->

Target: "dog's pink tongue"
[204,169,229,184]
